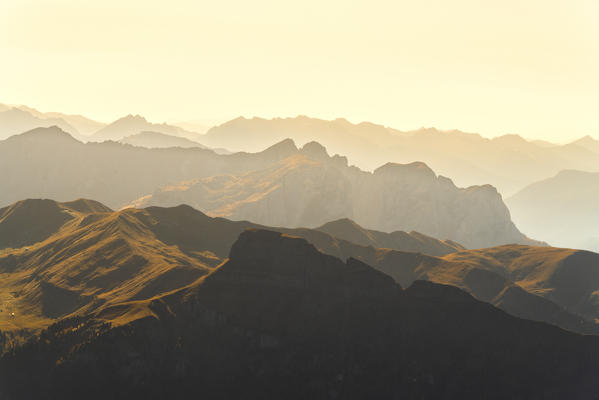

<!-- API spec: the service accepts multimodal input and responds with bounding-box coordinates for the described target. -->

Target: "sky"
[0,0,598,141]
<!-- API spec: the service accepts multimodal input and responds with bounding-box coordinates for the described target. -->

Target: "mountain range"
[90,114,204,143]
[131,139,541,248]
[119,131,209,149]
[118,131,232,153]
[0,102,106,140]
[2,225,599,399]
[508,169,599,252]
[1,127,541,248]
[4,102,599,198]
[3,103,599,398]
[0,102,214,147]
[200,116,599,196]
[0,126,296,210]
[0,199,595,341]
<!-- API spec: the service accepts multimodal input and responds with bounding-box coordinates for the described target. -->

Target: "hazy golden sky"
[1,0,598,141]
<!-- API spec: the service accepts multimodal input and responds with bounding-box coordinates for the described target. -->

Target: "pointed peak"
[259,138,298,154]
[318,217,361,231]
[575,135,598,143]
[300,141,329,159]
[117,114,148,123]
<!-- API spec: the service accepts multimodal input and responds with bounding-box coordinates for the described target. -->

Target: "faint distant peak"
[574,135,598,143]
[7,126,80,143]
[492,133,528,144]
[115,114,148,124]
[374,161,436,179]
[555,169,598,179]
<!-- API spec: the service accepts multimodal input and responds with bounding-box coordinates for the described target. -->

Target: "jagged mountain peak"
[300,141,329,159]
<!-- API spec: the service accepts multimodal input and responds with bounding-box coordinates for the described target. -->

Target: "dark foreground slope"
[2,230,599,400]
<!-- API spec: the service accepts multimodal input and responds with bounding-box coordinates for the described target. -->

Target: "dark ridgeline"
[1,229,599,399]
[1,199,598,344]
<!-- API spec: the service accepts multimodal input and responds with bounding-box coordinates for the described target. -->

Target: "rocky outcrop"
[136,141,540,248]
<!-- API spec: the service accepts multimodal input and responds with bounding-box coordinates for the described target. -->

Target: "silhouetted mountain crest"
[300,141,329,159]
[259,137,298,156]
[374,161,436,180]
[202,115,599,195]
[119,131,209,149]
[7,126,81,144]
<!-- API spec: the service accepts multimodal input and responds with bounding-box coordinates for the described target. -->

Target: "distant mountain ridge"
[3,104,599,195]
[507,169,599,251]
[132,139,541,249]
[0,127,538,248]
[0,127,298,209]
[0,108,79,140]
[119,131,209,149]
[200,116,599,195]
[8,104,105,135]
[316,218,464,255]
[573,135,599,154]
[91,114,204,143]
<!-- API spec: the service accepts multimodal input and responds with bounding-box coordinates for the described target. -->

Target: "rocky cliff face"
[136,142,540,249]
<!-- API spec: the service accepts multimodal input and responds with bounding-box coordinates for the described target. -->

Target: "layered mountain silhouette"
[3,103,598,398]
[316,218,464,256]
[133,140,541,248]
[6,103,106,135]
[0,199,594,339]
[573,135,599,154]
[4,105,599,197]
[508,170,599,251]
[3,105,598,197]
[0,127,300,209]
[0,107,79,140]
[0,198,466,333]
[200,116,599,195]
[119,131,210,149]
[365,243,599,334]
[91,114,204,143]
[2,229,599,399]
[0,127,539,248]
